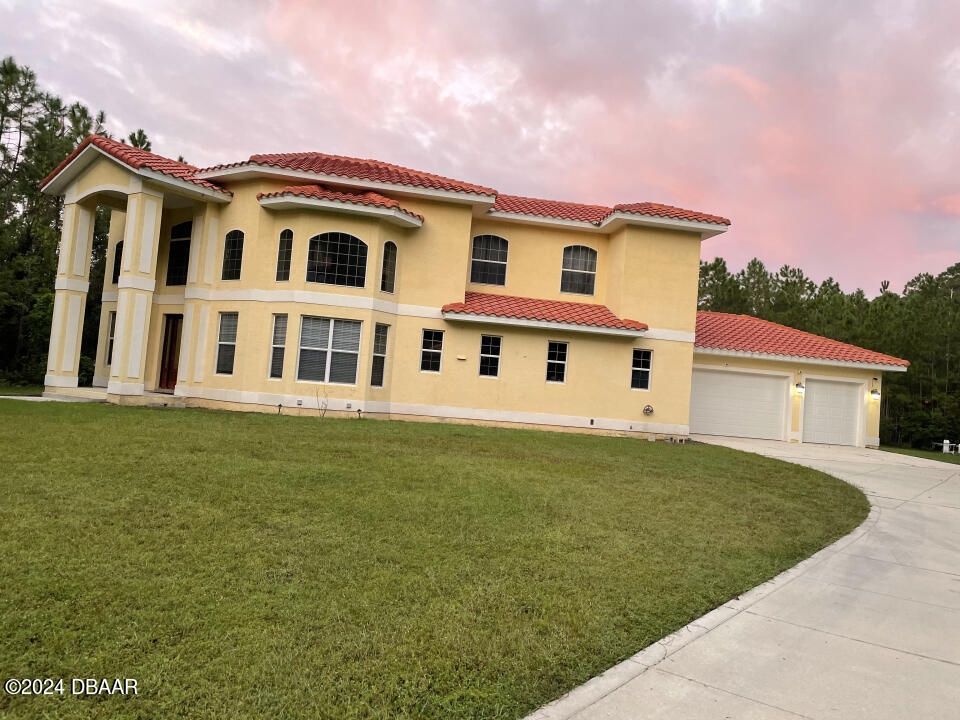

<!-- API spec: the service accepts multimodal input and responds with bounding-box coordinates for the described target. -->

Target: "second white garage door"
[690,369,788,440]
[802,379,861,446]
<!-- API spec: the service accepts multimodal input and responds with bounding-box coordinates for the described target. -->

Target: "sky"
[2,0,959,294]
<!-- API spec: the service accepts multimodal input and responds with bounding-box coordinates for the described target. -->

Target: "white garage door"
[690,369,788,440]
[802,379,861,446]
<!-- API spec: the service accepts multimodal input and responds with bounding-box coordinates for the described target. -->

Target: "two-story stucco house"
[39,136,908,447]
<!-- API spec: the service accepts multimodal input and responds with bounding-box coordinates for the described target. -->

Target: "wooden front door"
[158,314,183,391]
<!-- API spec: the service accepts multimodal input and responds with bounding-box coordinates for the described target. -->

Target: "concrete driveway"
[529,438,960,720]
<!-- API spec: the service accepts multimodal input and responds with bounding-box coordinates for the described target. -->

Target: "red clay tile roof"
[695,312,909,367]
[257,184,424,221]
[493,194,730,226]
[40,135,230,195]
[443,292,648,332]
[200,152,497,197]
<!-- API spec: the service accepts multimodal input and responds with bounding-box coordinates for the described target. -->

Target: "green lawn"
[0,382,43,396]
[0,401,868,720]
[881,445,960,465]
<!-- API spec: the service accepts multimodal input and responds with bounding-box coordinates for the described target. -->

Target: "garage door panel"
[802,379,861,446]
[691,369,787,441]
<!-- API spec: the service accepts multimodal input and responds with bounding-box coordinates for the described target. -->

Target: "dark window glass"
[370,323,389,387]
[420,329,444,372]
[166,239,190,286]
[306,232,367,287]
[221,230,244,280]
[270,314,287,379]
[560,245,597,295]
[276,229,293,282]
[631,348,652,390]
[216,312,238,375]
[171,220,192,239]
[111,241,123,284]
[546,341,567,383]
[479,335,501,377]
[470,235,508,285]
[380,242,397,293]
[106,311,116,365]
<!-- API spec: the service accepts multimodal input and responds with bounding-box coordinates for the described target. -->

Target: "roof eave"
[258,193,422,227]
[692,346,909,372]
[442,311,647,337]
[599,211,729,238]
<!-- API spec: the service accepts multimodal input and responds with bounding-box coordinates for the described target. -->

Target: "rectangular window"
[165,239,190,286]
[106,311,116,365]
[479,335,501,377]
[269,314,287,379]
[276,231,292,282]
[297,316,362,384]
[631,349,652,390]
[370,323,389,387]
[420,329,444,372]
[216,312,238,375]
[546,341,567,383]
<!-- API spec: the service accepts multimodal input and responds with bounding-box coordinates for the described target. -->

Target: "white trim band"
[442,311,646,337]
[44,374,79,388]
[55,277,90,293]
[693,347,909,372]
[118,276,156,292]
[184,287,442,319]
[259,194,423,227]
[107,381,145,395]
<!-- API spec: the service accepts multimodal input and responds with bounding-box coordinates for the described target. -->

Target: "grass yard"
[0,401,868,719]
[881,445,960,465]
[0,382,43,396]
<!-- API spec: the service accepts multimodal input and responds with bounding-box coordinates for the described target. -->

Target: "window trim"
[419,329,444,374]
[559,244,598,296]
[276,229,293,282]
[370,323,389,388]
[380,241,398,294]
[295,316,363,386]
[545,340,568,384]
[216,311,239,376]
[470,234,509,287]
[268,313,287,380]
[478,334,502,378]
[631,348,653,391]
[106,311,116,366]
[221,229,244,281]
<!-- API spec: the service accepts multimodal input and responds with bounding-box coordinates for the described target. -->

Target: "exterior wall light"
[870,388,881,399]
[795,382,805,395]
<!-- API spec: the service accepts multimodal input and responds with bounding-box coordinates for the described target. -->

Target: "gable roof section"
[442,292,647,336]
[40,135,230,196]
[257,184,424,224]
[695,312,909,369]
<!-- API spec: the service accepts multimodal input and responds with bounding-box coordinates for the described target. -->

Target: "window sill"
[294,379,358,387]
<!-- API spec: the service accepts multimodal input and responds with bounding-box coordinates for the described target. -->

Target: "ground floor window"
[297,316,362,384]
[479,335,501,377]
[546,341,567,383]
[106,311,116,365]
[420,329,444,372]
[370,323,389,387]
[631,349,652,390]
[217,312,238,375]
[269,314,287,379]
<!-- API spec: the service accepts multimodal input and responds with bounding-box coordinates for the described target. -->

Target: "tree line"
[699,257,960,447]
[0,56,152,386]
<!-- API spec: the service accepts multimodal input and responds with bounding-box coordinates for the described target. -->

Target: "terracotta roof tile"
[493,194,612,223]
[695,312,909,367]
[257,184,423,221]
[443,292,647,331]
[612,202,730,226]
[40,135,230,195]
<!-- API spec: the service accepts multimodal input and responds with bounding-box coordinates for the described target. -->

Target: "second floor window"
[560,245,597,295]
[306,232,367,287]
[111,241,123,284]
[470,234,508,286]
[276,229,293,282]
[166,240,190,286]
[380,241,397,293]
[222,230,244,280]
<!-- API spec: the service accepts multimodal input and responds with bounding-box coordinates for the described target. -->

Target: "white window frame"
[420,329,444,374]
[559,245,598,296]
[546,340,568,384]
[470,234,509,287]
[268,313,287,380]
[216,312,238,376]
[106,311,116,366]
[631,348,652,391]
[295,316,363,386]
[479,334,502,378]
[370,323,389,387]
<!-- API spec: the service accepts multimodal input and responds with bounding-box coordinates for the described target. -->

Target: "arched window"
[560,245,597,295]
[111,241,123,284]
[470,234,508,286]
[306,232,367,287]
[221,230,244,280]
[380,241,397,293]
[276,229,293,282]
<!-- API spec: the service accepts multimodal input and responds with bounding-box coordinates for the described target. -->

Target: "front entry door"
[158,314,183,391]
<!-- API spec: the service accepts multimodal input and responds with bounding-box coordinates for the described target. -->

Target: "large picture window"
[370,323,389,387]
[380,241,397,293]
[269,314,287,379]
[470,235,508,286]
[560,245,597,295]
[216,312,238,375]
[221,230,244,280]
[420,330,444,372]
[631,349,652,390]
[306,232,367,287]
[297,316,362,384]
[276,229,293,282]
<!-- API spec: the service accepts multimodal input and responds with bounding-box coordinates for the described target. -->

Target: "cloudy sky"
[3,0,959,293]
